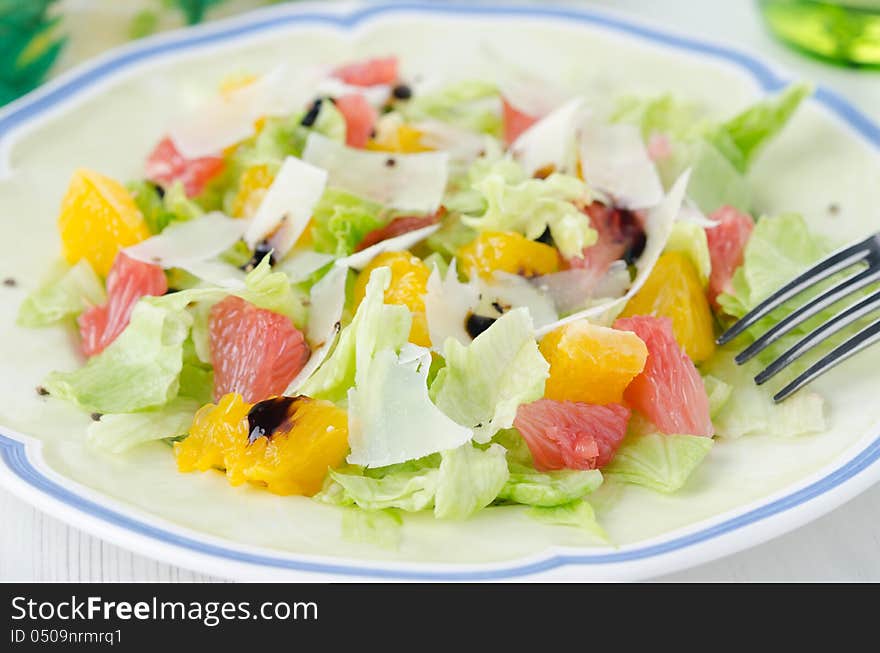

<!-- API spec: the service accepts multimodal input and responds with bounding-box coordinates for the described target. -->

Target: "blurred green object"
[0,0,65,106]
[758,0,880,67]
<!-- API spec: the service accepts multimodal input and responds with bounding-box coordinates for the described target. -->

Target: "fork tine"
[773,317,880,402]
[755,288,880,384]
[734,265,880,364]
[717,235,875,345]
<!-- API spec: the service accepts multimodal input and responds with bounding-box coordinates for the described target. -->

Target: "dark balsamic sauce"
[247,396,301,445]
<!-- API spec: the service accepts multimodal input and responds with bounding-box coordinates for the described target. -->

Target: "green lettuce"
[431,308,549,443]
[340,508,403,550]
[128,180,174,234]
[299,266,411,403]
[528,501,608,542]
[401,80,502,136]
[163,181,205,222]
[498,465,603,507]
[603,433,714,493]
[44,299,192,413]
[706,82,812,173]
[703,348,826,439]
[310,188,385,257]
[461,169,594,259]
[664,220,712,286]
[87,397,199,454]
[17,259,105,327]
[614,84,810,213]
[434,443,509,520]
[321,463,438,512]
[702,374,733,419]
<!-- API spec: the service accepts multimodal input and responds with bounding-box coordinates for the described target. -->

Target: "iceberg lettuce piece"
[664,219,711,286]
[43,299,192,413]
[431,308,549,443]
[340,508,403,550]
[707,82,812,173]
[703,348,826,439]
[603,433,714,493]
[321,465,438,512]
[299,266,411,403]
[528,501,608,542]
[17,259,105,327]
[310,187,385,257]
[87,397,200,454]
[702,374,733,419]
[434,443,509,520]
[498,465,603,507]
[461,168,594,259]
[402,80,502,137]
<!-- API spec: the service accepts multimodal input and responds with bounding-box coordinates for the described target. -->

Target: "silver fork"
[717,232,880,402]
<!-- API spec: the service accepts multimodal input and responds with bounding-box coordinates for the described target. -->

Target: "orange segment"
[58,169,151,277]
[619,251,716,363]
[230,164,275,219]
[175,393,349,496]
[539,320,648,405]
[353,250,432,347]
[458,231,560,280]
[366,124,432,153]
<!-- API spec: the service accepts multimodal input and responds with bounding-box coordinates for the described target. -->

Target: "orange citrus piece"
[231,164,275,219]
[175,393,349,496]
[458,231,560,280]
[539,320,648,405]
[619,251,716,363]
[353,250,432,347]
[366,124,432,153]
[58,169,150,277]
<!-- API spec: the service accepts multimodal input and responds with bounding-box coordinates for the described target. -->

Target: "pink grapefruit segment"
[209,296,310,403]
[706,205,754,309]
[335,94,378,149]
[613,315,713,437]
[78,252,167,356]
[514,399,631,471]
[333,56,399,87]
[144,136,225,198]
[502,98,538,146]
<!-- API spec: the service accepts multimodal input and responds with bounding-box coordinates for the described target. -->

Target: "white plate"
[1,1,879,582]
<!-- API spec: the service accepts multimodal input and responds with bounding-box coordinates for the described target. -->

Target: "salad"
[17,55,832,546]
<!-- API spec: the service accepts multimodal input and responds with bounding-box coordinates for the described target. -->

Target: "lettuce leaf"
[299,266,411,403]
[43,299,192,413]
[310,187,385,257]
[498,464,603,507]
[87,396,199,454]
[462,169,594,260]
[340,508,403,550]
[402,80,502,137]
[664,220,712,286]
[702,374,733,419]
[706,82,812,173]
[703,348,826,439]
[528,501,608,542]
[321,464,438,512]
[128,180,174,234]
[17,259,105,327]
[603,433,714,493]
[431,308,549,443]
[434,443,509,520]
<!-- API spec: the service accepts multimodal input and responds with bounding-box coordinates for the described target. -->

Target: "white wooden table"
[2,0,879,582]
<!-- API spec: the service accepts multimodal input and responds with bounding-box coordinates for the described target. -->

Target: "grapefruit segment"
[706,205,754,309]
[335,94,379,149]
[209,296,310,403]
[502,98,538,146]
[78,252,167,356]
[333,56,399,87]
[613,315,713,437]
[514,399,631,470]
[145,136,224,197]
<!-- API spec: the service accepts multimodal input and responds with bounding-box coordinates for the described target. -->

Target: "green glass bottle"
[758,0,880,67]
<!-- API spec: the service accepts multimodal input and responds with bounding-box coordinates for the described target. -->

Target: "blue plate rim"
[1,1,879,581]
